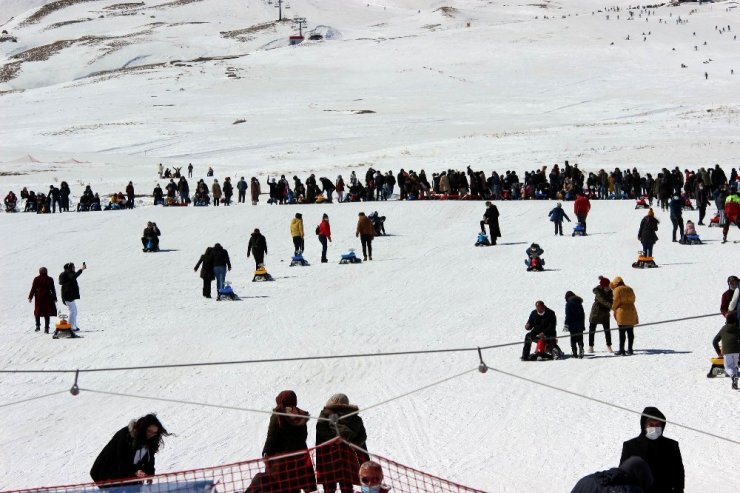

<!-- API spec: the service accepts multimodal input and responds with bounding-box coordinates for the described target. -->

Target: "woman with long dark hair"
[90,414,170,485]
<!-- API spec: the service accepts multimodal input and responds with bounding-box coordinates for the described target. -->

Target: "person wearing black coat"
[480,201,501,245]
[521,301,557,360]
[141,222,161,251]
[211,243,231,299]
[565,291,586,358]
[668,195,684,242]
[247,229,268,268]
[223,177,233,206]
[570,456,653,493]
[620,407,684,493]
[90,414,169,486]
[261,390,317,493]
[194,247,214,298]
[59,262,85,331]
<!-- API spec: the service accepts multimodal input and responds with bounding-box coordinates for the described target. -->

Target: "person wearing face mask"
[620,407,684,493]
[358,461,390,493]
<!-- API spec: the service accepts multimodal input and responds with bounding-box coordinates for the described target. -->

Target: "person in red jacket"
[722,187,740,243]
[28,267,57,333]
[318,213,332,263]
[573,193,591,235]
[721,275,739,318]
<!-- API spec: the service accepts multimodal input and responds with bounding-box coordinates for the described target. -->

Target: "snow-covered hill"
[1,0,740,491]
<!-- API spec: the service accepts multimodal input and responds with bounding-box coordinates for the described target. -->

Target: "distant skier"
[548,202,571,236]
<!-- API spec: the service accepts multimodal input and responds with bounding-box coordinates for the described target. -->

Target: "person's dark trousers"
[319,235,328,261]
[323,483,352,493]
[588,321,612,347]
[52,199,60,213]
[698,205,706,224]
[671,216,684,241]
[554,221,563,235]
[618,325,634,353]
[521,330,537,359]
[360,235,373,260]
[254,254,264,268]
[127,196,135,208]
[576,214,587,234]
[35,316,50,332]
[202,278,212,298]
[570,333,584,354]
[641,242,653,257]
[292,236,303,254]
[238,191,246,203]
[480,220,487,234]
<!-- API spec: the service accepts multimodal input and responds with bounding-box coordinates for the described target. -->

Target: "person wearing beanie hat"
[712,311,740,389]
[548,202,571,236]
[564,291,586,358]
[247,228,268,269]
[638,209,660,258]
[611,276,638,356]
[262,390,317,493]
[290,213,305,255]
[570,456,653,493]
[588,277,614,353]
[316,393,368,493]
[720,275,739,318]
[620,407,684,493]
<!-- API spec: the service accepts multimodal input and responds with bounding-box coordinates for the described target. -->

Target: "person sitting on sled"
[521,300,557,360]
[141,222,161,251]
[525,243,545,270]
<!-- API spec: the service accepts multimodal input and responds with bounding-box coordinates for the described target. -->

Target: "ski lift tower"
[289,17,306,45]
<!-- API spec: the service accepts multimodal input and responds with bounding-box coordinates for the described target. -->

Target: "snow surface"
[1,0,740,491]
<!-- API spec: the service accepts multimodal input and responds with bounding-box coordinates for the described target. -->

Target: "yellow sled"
[252,264,274,282]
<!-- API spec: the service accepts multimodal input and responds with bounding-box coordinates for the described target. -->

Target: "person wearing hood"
[548,202,571,236]
[28,267,57,333]
[565,291,586,359]
[611,277,638,356]
[262,390,317,493]
[713,311,740,389]
[291,213,305,255]
[211,243,231,299]
[720,275,739,318]
[570,456,653,493]
[316,393,369,493]
[588,276,614,353]
[194,247,214,298]
[620,407,684,493]
[637,209,659,257]
[247,229,268,268]
[90,414,170,485]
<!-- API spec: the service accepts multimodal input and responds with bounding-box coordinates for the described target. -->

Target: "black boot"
[733,377,738,390]
[35,326,40,332]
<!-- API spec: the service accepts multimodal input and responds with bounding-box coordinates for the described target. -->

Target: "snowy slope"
[1,0,740,491]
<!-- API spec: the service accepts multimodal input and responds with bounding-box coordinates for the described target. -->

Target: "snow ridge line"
[0,313,722,375]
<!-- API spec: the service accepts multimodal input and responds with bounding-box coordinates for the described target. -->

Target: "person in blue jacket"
[548,202,571,236]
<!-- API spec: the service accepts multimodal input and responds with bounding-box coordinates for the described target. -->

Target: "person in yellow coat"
[611,276,639,356]
[290,213,305,255]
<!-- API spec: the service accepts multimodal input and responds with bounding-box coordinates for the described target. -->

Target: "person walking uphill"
[291,213,305,255]
[620,407,684,493]
[211,243,231,300]
[713,312,740,389]
[548,202,571,236]
[194,247,214,298]
[356,212,375,261]
[262,390,317,493]
[28,267,57,333]
[59,262,86,331]
[573,192,591,234]
[247,229,268,268]
[90,414,170,485]
[565,291,586,359]
[589,276,614,353]
[611,277,638,356]
[316,394,369,493]
[480,201,501,245]
[638,209,659,257]
[317,213,332,263]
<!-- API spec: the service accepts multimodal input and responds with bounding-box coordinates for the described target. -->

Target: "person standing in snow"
[222,177,233,206]
[261,390,317,493]
[480,201,501,245]
[317,213,332,263]
[723,186,740,243]
[713,312,740,390]
[211,243,231,300]
[611,277,638,356]
[194,247,214,298]
[316,394,369,493]
[356,212,375,261]
[247,229,268,268]
[637,209,659,257]
[90,414,170,485]
[237,177,248,203]
[720,275,739,318]
[548,202,571,236]
[251,177,261,205]
[28,267,57,333]
[564,291,586,358]
[573,192,591,234]
[668,194,684,242]
[59,261,86,331]
[570,456,653,493]
[588,276,614,354]
[211,179,222,206]
[620,407,684,493]
[291,213,305,255]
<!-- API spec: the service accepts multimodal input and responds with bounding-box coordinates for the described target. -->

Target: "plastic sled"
[632,253,658,268]
[339,251,362,264]
[525,257,545,271]
[635,198,649,209]
[708,214,721,228]
[217,283,240,300]
[475,232,491,247]
[572,223,587,237]
[52,315,78,339]
[707,356,740,378]
[252,264,274,282]
[679,234,702,245]
[290,252,310,266]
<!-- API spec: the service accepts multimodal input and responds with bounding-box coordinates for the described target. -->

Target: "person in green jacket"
[713,312,740,389]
